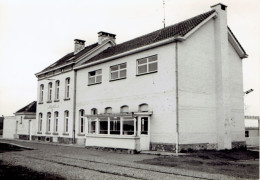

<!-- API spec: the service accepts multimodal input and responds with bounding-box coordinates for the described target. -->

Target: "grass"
[138,149,259,179]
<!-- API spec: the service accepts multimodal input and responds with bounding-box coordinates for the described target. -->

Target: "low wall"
[85,135,140,151]
[246,137,259,146]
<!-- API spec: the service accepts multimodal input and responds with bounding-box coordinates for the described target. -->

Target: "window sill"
[45,132,51,135]
[77,133,85,136]
[86,134,139,139]
[46,100,52,103]
[64,98,70,101]
[136,70,157,76]
[54,99,60,102]
[88,82,102,86]
[37,131,42,134]
[52,132,59,135]
[62,132,69,136]
[38,102,43,104]
[109,77,126,82]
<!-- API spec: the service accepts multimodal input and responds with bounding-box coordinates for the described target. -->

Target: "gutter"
[175,41,179,155]
[75,36,185,70]
[72,70,77,144]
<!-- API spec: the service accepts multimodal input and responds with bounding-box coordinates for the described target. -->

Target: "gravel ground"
[0,139,253,180]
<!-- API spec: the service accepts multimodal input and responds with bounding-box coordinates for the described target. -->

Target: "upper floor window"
[38,113,42,132]
[137,55,158,75]
[79,110,85,133]
[104,107,112,114]
[120,105,129,113]
[48,82,52,101]
[91,108,98,115]
[110,63,127,80]
[89,69,102,85]
[139,103,149,112]
[65,78,70,99]
[39,84,44,102]
[55,80,60,100]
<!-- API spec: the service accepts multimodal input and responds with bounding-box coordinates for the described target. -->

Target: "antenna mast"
[163,0,166,28]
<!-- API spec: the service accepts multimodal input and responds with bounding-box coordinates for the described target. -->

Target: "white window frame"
[91,108,98,115]
[104,107,112,114]
[120,105,129,113]
[38,113,42,132]
[137,55,158,75]
[88,69,102,85]
[39,84,44,103]
[64,111,69,133]
[48,82,52,101]
[55,80,60,100]
[79,110,85,134]
[54,111,58,133]
[110,63,127,81]
[47,112,51,132]
[65,78,70,99]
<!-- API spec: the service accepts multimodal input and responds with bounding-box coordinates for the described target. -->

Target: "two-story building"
[34,3,248,152]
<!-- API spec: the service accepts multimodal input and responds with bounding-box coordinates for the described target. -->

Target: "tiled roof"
[85,10,215,64]
[15,101,37,114]
[40,43,98,72]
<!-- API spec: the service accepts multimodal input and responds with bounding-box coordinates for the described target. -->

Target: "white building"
[34,4,247,152]
[245,115,259,147]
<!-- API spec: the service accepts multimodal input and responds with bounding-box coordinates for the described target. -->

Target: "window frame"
[79,109,85,134]
[91,108,98,115]
[120,105,129,114]
[38,113,43,132]
[39,84,44,103]
[136,55,158,75]
[64,111,69,133]
[88,69,102,85]
[48,82,52,101]
[47,112,51,132]
[55,80,60,100]
[54,111,59,133]
[65,78,70,99]
[104,107,112,114]
[110,63,127,81]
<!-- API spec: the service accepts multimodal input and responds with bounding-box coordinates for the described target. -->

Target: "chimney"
[98,31,116,45]
[74,39,85,55]
[211,3,232,150]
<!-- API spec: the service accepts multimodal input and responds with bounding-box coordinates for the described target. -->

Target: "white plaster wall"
[178,19,217,144]
[3,116,18,139]
[36,70,75,138]
[228,42,245,142]
[76,43,177,144]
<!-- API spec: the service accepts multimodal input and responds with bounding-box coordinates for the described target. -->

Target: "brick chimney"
[74,39,85,55]
[98,31,116,44]
[211,3,232,150]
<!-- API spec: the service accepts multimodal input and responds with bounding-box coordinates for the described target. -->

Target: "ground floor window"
[141,117,148,135]
[110,117,120,135]
[47,112,51,132]
[54,112,58,133]
[123,117,135,135]
[38,113,42,132]
[64,111,69,133]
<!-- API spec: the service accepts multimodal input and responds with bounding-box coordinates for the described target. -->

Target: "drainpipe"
[72,70,77,144]
[175,42,179,155]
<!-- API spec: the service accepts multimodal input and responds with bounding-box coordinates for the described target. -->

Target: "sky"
[0,0,259,116]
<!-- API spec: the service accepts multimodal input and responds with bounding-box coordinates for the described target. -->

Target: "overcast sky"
[0,0,259,116]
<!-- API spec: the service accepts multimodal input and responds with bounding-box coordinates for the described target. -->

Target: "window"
[64,111,69,133]
[55,80,60,100]
[99,117,108,134]
[38,113,42,132]
[120,105,129,113]
[88,69,102,85]
[104,107,112,114]
[48,83,52,101]
[110,117,120,135]
[110,63,127,80]
[88,118,96,134]
[47,112,51,132]
[139,104,149,112]
[79,110,85,133]
[39,84,44,102]
[65,78,70,99]
[123,117,135,135]
[91,108,98,115]
[245,130,249,137]
[141,117,148,135]
[137,55,158,75]
[54,112,58,133]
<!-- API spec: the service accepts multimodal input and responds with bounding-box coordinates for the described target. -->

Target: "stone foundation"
[85,146,137,154]
[150,142,218,152]
[76,138,86,145]
[58,137,73,144]
[232,141,247,150]
[18,134,29,140]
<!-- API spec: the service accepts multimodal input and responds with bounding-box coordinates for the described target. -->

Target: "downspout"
[72,70,77,144]
[175,42,179,155]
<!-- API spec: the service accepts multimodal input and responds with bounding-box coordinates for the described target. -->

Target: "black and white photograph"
[0,0,259,179]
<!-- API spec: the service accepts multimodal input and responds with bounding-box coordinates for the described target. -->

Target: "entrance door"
[139,117,150,150]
